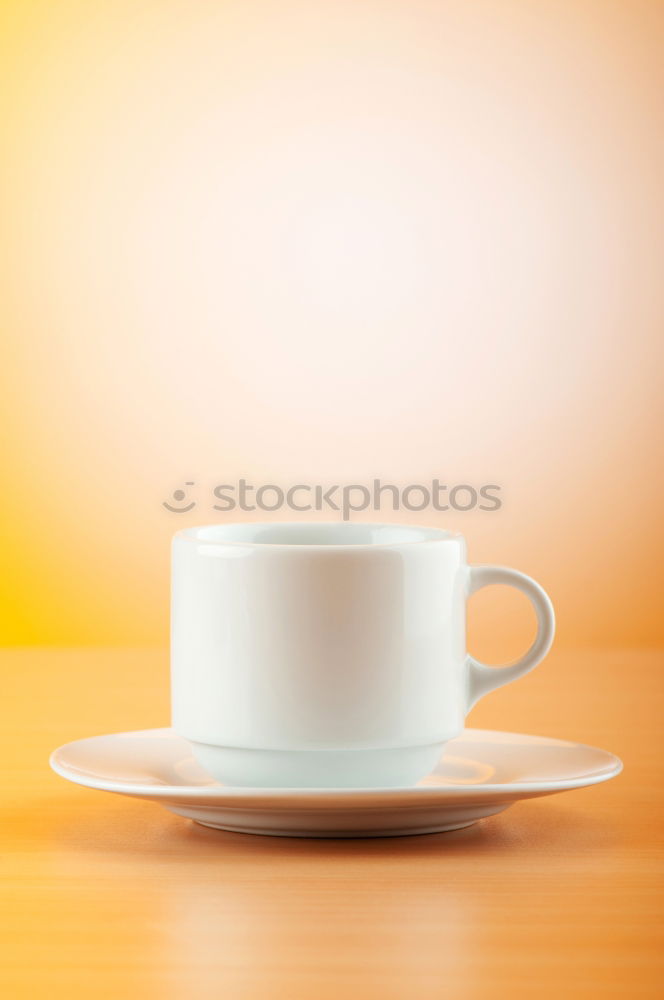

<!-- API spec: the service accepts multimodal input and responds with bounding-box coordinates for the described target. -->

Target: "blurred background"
[1,0,662,656]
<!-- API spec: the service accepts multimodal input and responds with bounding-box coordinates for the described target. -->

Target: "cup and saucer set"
[51,523,621,838]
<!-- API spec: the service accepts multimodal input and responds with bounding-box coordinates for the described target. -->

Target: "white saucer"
[50,728,622,838]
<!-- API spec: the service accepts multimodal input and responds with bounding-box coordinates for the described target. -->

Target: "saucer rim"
[49,726,623,802]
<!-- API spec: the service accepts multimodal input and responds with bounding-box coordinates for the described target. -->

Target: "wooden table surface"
[2,647,662,999]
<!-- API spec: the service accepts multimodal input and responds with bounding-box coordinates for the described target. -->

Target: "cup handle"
[466,565,555,710]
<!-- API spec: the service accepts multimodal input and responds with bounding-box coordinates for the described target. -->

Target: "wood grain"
[1,648,662,999]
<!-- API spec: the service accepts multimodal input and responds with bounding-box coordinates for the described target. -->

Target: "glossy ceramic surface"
[50,728,621,838]
[171,522,555,786]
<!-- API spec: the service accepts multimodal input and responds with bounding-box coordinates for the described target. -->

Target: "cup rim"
[174,521,462,550]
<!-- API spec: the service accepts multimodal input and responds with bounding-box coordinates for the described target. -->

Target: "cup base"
[188,740,447,788]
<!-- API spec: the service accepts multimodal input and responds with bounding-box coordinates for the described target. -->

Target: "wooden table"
[2,648,662,998]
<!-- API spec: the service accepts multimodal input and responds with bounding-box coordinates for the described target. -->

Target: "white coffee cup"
[171,522,555,787]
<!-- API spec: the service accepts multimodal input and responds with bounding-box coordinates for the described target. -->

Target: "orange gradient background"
[1,0,663,652]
